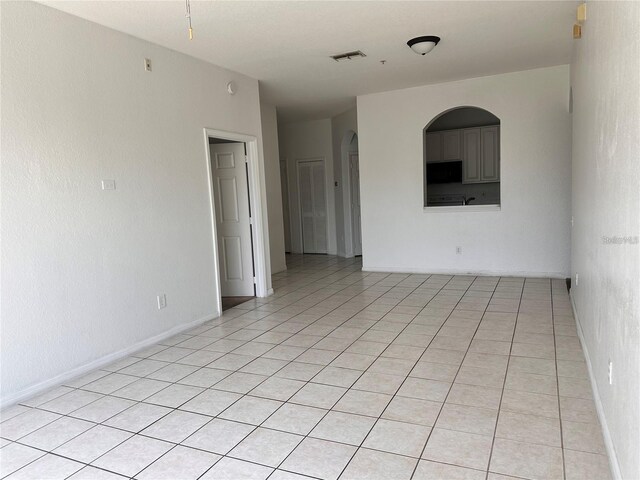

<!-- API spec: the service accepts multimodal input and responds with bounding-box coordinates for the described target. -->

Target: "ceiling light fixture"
[407,36,441,55]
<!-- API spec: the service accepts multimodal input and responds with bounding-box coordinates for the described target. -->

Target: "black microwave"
[426,161,462,184]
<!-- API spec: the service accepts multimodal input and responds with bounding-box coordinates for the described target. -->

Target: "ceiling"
[43,1,576,122]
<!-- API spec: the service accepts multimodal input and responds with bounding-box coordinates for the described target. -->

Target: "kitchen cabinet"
[462,126,500,184]
[425,130,461,163]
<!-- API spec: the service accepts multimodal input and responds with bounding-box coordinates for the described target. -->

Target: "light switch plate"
[101,180,116,190]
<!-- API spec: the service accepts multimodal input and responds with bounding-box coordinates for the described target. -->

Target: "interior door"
[297,159,327,254]
[210,143,254,296]
[349,153,362,256]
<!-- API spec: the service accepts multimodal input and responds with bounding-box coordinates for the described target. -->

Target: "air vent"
[331,50,367,62]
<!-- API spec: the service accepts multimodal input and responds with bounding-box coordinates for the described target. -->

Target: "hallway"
[1,255,610,479]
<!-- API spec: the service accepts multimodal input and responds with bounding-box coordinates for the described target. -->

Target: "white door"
[480,126,500,182]
[349,153,362,256]
[297,159,327,254]
[210,143,254,296]
[462,128,482,183]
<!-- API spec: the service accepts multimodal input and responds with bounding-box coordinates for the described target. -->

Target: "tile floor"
[1,254,613,479]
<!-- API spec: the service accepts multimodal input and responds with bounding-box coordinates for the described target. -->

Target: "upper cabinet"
[462,125,500,184]
[425,130,461,163]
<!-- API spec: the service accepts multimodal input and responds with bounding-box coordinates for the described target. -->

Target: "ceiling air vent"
[331,50,367,62]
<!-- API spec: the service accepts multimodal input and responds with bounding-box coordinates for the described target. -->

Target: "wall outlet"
[101,179,116,190]
[575,273,579,286]
[144,58,152,72]
[608,360,613,385]
[456,246,462,255]
[157,294,167,310]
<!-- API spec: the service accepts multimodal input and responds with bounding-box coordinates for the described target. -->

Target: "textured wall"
[570,2,640,478]
[357,66,572,277]
[1,2,266,404]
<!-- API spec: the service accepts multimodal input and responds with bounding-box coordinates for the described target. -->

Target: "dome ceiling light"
[407,36,441,55]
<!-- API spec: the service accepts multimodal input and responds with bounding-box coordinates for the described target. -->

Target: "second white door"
[298,159,327,254]
[210,142,254,296]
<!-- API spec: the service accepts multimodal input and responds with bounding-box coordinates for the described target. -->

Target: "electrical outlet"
[144,58,152,72]
[157,294,167,310]
[575,273,579,286]
[608,360,613,385]
[456,246,462,255]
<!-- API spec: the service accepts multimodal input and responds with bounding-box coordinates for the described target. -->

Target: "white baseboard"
[362,265,568,279]
[570,291,622,480]
[0,313,217,410]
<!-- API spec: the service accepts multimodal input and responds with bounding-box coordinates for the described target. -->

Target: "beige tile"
[311,366,361,388]
[218,396,282,425]
[501,389,559,419]
[0,443,46,478]
[289,383,346,409]
[496,411,561,447]
[280,437,356,480]
[180,388,241,417]
[229,427,302,467]
[182,418,254,454]
[422,428,493,470]
[353,371,405,395]
[141,410,209,443]
[559,396,599,424]
[562,420,607,454]
[397,377,451,402]
[490,438,563,480]
[262,403,326,435]
[5,454,83,479]
[334,390,392,417]
[341,448,417,480]
[53,426,131,463]
[558,376,592,399]
[200,457,272,480]
[363,419,430,457]
[447,383,502,410]
[436,403,497,436]
[410,361,459,382]
[91,435,173,477]
[455,366,505,389]
[310,411,376,445]
[414,460,486,480]
[564,449,612,480]
[504,371,558,395]
[508,356,556,376]
[382,396,441,426]
[19,417,94,451]
[136,446,220,480]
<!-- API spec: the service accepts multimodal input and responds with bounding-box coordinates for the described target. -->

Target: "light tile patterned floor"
[0,254,613,479]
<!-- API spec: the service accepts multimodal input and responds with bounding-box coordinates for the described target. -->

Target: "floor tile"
[312,366,362,388]
[280,437,356,480]
[0,443,46,478]
[562,420,607,454]
[413,460,486,480]
[92,434,173,477]
[141,409,210,443]
[143,384,204,408]
[19,416,94,451]
[137,445,220,479]
[397,377,451,402]
[104,402,171,432]
[5,453,83,479]
[341,448,417,480]
[496,410,561,447]
[501,389,559,419]
[67,466,127,479]
[69,395,135,423]
[218,396,282,425]
[353,372,405,395]
[310,411,376,445]
[489,438,563,480]
[200,457,273,480]
[382,396,441,426]
[262,403,327,435]
[363,419,430,457]
[290,383,346,409]
[436,403,498,436]
[229,427,303,467]
[564,449,612,480]
[334,390,392,417]
[54,425,132,463]
[250,376,305,401]
[422,428,493,470]
[182,418,254,454]
[179,388,241,417]
[0,409,61,440]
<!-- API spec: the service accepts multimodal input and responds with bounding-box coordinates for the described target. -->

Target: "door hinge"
[253,276,257,284]
[245,155,248,164]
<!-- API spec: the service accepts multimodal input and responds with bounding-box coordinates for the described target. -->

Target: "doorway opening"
[341,131,362,257]
[297,158,328,254]
[205,128,270,314]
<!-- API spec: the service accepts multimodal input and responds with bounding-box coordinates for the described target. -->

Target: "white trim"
[424,204,501,213]
[570,292,622,480]
[0,313,216,409]
[362,265,568,278]
[204,128,271,299]
[341,131,358,258]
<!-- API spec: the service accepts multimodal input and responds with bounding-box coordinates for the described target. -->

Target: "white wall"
[260,102,287,273]
[331,107,358,257]
[571,3,640,479]
[0,2,270,405]
[357,65,572,277]
[278,119,336,254]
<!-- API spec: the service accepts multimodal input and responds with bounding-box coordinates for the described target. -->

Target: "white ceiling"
[43,1,576,122]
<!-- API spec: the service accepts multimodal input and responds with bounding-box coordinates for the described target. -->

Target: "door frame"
[296,157,328,254]
[203,128,271,315]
